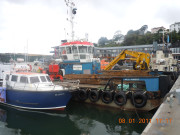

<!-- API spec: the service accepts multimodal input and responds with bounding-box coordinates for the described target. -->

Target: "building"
[170,22,180,32]
[151,26,166,34]
[94,43,180,63]
[94,44,164,58]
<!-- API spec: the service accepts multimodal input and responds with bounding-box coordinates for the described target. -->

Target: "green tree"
[98,37,108,46]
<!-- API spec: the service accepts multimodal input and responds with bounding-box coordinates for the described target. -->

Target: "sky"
[0,0,180,54]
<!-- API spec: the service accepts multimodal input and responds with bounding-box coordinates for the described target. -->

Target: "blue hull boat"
[0,72,73,111]
[5,89,71,110]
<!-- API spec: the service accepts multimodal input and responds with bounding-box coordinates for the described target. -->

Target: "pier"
[142,76,180,135]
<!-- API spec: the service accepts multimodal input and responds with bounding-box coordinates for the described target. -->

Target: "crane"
[104,50,150,70]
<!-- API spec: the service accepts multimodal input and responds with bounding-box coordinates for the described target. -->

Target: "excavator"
[104,50,150,70]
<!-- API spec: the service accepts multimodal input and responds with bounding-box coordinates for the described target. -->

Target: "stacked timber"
[64,70,152,85]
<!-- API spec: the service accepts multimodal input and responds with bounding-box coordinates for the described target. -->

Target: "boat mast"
[65,0,77,41]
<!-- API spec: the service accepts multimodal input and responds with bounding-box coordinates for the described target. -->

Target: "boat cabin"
[54,41,94,62]
[3,72,64,91]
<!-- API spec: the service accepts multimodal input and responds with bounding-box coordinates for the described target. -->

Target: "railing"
[7,82,73,91]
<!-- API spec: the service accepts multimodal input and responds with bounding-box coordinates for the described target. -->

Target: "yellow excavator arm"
[104,50,150,70]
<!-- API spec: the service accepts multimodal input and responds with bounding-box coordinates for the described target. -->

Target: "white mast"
[65,0,77,41]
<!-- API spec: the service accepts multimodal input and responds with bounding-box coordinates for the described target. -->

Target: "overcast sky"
[0,0,180,54]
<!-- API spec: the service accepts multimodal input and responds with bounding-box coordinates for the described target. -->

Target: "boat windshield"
[79,46,87,53]
[72,46,78,53]
[66,47,72,54]
[46,76,51,82]
[30,76,40,84]
[40,76,47,82]
[88,46,93,53]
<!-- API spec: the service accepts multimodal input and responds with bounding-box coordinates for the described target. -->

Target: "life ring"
[88,90,99,102]
[101,91,113,104]
[77,89,88,101]
[114,91,127,106]
[28,64,32,71]
[131,92,147,108]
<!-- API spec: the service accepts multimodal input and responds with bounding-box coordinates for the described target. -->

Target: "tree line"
[97,30,180,47]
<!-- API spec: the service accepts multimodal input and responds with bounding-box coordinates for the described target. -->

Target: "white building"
[151,26,166,34]
[170,22,180,32]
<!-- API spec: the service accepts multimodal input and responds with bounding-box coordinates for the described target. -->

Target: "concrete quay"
[142,76,180,135]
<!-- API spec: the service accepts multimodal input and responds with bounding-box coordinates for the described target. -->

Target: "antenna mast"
[65,0,77,41]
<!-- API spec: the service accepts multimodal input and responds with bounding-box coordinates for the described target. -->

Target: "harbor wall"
[142,76,180,135]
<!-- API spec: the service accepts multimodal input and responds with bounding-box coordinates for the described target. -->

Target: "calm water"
[0,101,154,135]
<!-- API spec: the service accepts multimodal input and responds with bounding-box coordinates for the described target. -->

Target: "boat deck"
[142,76,180,135]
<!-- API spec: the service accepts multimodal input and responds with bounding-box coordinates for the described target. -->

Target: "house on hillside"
[151,26,166,34]
[170,22,180,32]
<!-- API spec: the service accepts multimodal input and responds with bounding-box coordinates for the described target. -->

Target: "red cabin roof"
[60,41,93,46]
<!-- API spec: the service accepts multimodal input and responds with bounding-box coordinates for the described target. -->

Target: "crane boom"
[104,50,150,70]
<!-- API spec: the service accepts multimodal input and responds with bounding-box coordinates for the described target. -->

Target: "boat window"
[62,55,67,60]
[66,47,72,54]
[80,54,86,59]
[73,54,79,60]
[5,75,9,81]
[11,75,18,82]
[61,47,66,54]
[20,76,29,83]
[72,46,78,53]
[40,76,46,82]
[79,46,87,53]
[30,76,40,83]
[88,46,93,53]
[46,76,51,82]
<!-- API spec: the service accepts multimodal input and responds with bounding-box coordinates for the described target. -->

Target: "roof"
[10,72,44,75]
[60,41,93,46]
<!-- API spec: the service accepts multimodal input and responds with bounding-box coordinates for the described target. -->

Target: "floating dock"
[142,76,180,135]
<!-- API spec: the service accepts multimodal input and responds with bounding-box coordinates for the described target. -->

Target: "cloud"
[155,7,180,25]
[1,0,180,54]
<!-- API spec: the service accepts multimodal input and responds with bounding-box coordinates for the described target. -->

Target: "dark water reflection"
[0,101,154,135]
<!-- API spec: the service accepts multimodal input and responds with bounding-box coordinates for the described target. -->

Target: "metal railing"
[7,82,70,91]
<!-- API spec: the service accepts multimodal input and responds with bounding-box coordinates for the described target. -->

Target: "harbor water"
[0,100,154,135]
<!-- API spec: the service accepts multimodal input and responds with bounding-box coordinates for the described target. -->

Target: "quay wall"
[142,76,180,135]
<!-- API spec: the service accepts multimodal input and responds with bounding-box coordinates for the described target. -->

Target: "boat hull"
[4,89,72,110]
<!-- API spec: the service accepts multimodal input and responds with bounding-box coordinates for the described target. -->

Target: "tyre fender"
[88,90,99,102]
[101,91,113,104]
[131,92,147,108]
[114,91,127,106]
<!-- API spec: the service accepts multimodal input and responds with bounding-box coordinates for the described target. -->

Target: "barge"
[62,73,172,111]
